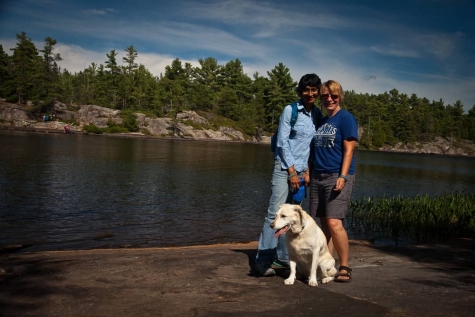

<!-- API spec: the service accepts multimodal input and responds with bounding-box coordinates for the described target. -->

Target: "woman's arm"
[334,137,356,191]
[277,105,295,169]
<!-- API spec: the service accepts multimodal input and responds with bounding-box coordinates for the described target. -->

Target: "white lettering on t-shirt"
[314,123,336,148]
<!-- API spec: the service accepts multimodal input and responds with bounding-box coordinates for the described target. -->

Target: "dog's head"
[270,204,307,238]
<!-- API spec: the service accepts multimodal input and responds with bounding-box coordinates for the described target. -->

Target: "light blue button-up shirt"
[275,101,320,172]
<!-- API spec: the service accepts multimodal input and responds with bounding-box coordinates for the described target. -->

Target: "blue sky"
[1,0,474,112]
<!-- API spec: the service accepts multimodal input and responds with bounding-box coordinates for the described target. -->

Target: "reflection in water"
[354,151,474,198]
[1,130,474,251]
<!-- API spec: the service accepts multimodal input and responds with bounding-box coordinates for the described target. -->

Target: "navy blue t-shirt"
[312,109,358,174]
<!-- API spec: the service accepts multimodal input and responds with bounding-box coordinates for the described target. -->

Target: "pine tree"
[388,89,416,142]
[159,58,189,114]
[94,64,109,107]
[265,63,296,130]
[122,45,138,109]
[191,57,221,111]
[105,49,121,108]
[217,59,253,121]
[38,37,62,102]
[249,71,269,137]
[465,105,475,140]
[10,32,39,104]
[59,69,74,105]
[0,45,14,100]
[446,100,465,139]
[133,64,159,111]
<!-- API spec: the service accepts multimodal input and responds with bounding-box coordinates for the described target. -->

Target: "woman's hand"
[333,177,345,191]
[289,174,301,191]
[303,172,311,187]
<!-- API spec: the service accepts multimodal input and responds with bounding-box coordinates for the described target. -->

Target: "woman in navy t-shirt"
[309,80,358,282]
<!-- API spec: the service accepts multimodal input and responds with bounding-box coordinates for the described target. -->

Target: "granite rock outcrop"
[0,101,262,143]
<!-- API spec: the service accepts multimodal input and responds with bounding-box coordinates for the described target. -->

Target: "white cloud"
[136,22,269,59]
[182,0,345,37]
[413,32,462,60]
[136,53,200,77]
[54,44,105,73]
[81,8,117,16]
[371,45,420,58]
[52,44,202,76]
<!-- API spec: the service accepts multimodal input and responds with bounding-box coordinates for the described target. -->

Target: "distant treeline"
[1,32,475,145]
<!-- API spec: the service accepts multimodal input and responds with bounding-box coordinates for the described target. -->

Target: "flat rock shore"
[1,240,474,317]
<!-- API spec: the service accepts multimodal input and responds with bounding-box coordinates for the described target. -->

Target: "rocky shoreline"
[378,137,475,157]
[1,101,474,157]
[0,101,262,143]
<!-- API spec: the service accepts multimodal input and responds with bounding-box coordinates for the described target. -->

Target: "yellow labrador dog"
[270,204,337,287]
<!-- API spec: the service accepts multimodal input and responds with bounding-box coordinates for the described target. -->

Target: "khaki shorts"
[309,172,355,219]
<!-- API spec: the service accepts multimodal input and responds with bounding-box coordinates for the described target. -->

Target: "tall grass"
[348,193,475,244]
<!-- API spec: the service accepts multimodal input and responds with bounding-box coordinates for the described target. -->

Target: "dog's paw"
[328,267,338,277]
[308,279,319,287]
[321,276,334,284]
[284,278,295,285]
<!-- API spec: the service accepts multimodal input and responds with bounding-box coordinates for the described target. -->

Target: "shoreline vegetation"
[349,193,475,245]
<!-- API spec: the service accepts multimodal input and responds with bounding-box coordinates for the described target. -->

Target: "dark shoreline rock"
[0,241,474,316]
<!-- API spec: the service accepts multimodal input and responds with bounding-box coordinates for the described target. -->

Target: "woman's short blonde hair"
[321,80,344,103]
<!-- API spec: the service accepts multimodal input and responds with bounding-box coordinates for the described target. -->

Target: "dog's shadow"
[232,249,290,278]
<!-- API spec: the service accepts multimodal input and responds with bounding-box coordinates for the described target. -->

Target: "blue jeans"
[256,160,299,266]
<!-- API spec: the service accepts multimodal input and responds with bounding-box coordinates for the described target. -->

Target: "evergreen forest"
[2,32,475,147]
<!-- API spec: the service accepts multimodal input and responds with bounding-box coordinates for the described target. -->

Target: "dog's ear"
[293,205,306,228]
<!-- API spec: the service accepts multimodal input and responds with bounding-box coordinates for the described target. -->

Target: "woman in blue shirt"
[255,73,323,277]
[309,80,358,282]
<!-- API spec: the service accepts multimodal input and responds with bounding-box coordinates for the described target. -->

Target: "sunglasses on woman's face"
[321,94,339,100]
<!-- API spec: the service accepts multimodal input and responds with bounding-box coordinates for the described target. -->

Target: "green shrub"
[106,126,129,133]
[122,113,139,132]
[83,125,104,134]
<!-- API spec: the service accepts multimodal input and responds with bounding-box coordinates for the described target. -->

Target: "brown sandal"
[334,266,352,283]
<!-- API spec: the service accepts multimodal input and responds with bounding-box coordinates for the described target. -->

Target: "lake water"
[1,130,474,252]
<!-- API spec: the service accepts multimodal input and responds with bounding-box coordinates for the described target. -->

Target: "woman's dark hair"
[296,73,322,95]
